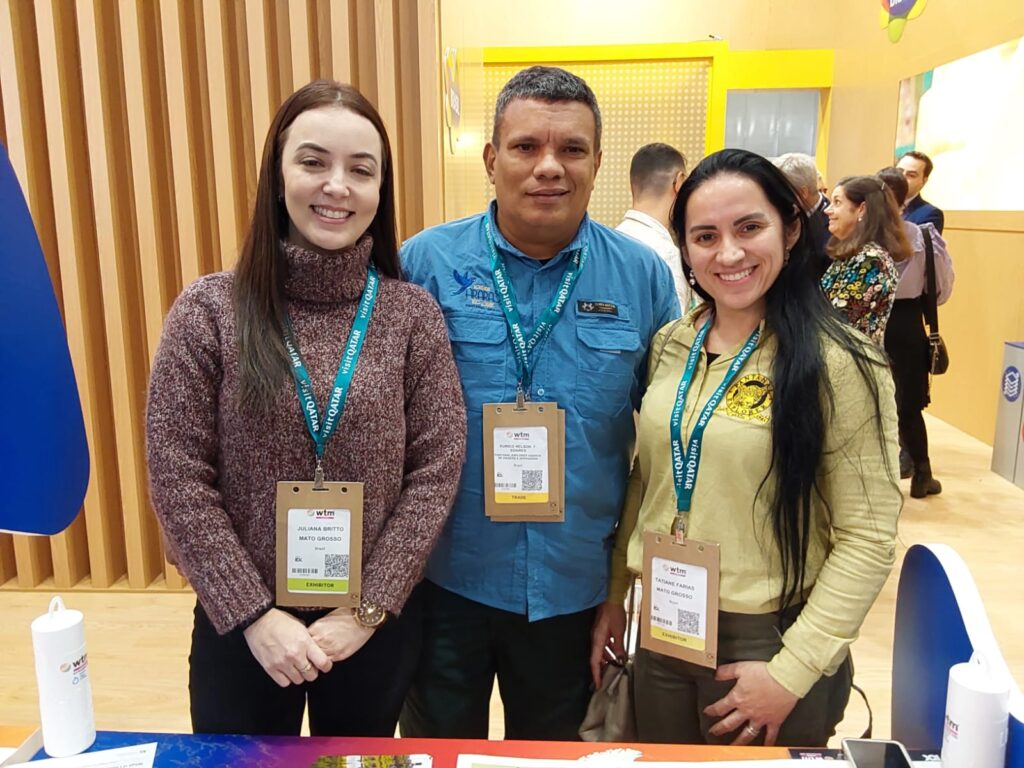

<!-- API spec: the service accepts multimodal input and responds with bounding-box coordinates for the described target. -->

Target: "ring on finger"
[744,724,760,737]
[301,662,313,673]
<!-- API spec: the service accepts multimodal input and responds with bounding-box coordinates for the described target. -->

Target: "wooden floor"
[1,415,1021,746]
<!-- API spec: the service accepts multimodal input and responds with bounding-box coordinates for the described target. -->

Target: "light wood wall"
[0,0,442,591]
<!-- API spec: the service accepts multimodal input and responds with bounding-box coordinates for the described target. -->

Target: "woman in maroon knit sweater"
[146,81,466,736]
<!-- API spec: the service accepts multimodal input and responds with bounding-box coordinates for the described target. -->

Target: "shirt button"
[537,387,545,396]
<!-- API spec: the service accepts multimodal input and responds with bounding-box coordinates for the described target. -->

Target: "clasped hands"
[241,607,375,687]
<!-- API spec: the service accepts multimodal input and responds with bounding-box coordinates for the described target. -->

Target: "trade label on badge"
[649,556,708,650]
[492,426,548,503]
[286,507,351,593]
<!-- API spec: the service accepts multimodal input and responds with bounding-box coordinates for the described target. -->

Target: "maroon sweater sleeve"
[359,289,467,615]
[146,277,273,632]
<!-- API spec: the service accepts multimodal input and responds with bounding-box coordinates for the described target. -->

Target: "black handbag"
[922,230,949,375]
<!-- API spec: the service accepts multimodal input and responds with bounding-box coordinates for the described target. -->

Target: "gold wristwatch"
[354,600,388,628]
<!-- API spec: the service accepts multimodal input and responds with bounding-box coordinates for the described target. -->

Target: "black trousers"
[189,592,422,737]
[633,606,852,746]
[885,298,931,466]
[399,580,595,741]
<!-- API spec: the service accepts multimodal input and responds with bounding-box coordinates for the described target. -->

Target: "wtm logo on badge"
[1003,366,1022,403]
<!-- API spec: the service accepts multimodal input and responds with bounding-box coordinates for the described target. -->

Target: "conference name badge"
[482,401,564,522]
[640,530,720,669]
[275,480,363,608]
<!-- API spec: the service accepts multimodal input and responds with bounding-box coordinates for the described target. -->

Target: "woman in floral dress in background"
[821,175,910,343]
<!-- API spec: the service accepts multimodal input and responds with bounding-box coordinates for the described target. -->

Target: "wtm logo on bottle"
[1003,366,1021,403]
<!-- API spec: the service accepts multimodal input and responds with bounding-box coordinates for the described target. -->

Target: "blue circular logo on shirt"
[1004,366,1022,402]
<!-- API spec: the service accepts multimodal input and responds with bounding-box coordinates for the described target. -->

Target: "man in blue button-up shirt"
[399,66,679,741]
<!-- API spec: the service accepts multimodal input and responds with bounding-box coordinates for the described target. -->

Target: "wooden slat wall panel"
[33,0,126,589]
[1,0,89,588]
[0,0,62,299]
[203,0,246,271]
[244,0,272,180]
[78,0,162,590]
[0,0,441,592]
[327,0,354,83]
[0,536,15,585]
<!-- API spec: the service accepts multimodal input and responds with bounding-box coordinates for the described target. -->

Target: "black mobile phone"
[841,738,915,768]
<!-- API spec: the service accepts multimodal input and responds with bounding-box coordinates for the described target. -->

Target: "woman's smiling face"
[280,106,383,253]
[682,172,798,319]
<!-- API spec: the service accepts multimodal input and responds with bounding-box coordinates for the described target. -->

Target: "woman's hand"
[703,661,799,745]
[308,609,376,662]
[589,601,627,688]
[242,608,333,687]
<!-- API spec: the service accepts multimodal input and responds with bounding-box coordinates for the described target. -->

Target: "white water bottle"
[941,653,1009,768]
[31,596,96,757]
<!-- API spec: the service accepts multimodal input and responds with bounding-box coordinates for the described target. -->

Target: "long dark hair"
[233,80,401,409]
[671,148,897,612]
[827,174,911,263]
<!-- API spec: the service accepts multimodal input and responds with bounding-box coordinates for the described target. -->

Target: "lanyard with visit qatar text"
[282,263,379,487]
[484,212,587,405]
[668,317,760,540]
[274,263,377,610]
[639,316,759,669]
[481,213,583,522]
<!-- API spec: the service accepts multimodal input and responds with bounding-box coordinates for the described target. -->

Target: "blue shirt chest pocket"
[575,323,642,419]
[446,312,509,408]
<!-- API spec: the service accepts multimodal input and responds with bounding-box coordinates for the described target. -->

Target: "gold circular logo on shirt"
[725,374,773,422]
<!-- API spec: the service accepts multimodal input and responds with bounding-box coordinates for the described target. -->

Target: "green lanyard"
[485,213,587,404]
[668,318,760,539]
[283,264,379,484]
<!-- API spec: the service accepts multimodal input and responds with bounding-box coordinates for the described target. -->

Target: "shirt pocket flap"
[576,324,641,353]
[446,316,508,344]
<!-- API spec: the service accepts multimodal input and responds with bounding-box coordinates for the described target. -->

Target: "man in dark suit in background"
[898,150,944,233]
[773,152,830,278]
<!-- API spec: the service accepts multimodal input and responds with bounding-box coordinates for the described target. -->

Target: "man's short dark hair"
[629,143,686,197]
[900,150,934,178]
[877,167,909,207]
[491,66,602,150]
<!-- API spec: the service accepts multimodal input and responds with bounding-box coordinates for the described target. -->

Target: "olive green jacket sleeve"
[765,347,901,697]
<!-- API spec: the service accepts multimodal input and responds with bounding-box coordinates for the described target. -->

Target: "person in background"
[822,175,910,344]
[897,150,944,233]
[400,65,679,741]
[617,142,694,310]
[146,80,466,737]
[878,167,954,498]
[772,153,830,278]
[596,148,900,747]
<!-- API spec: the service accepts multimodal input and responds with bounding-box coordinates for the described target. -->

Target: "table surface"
[2,730,793,766]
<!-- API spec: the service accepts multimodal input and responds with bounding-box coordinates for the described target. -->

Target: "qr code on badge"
[676,608,699,635]
[522,469,543,491]
[325,554,349,579]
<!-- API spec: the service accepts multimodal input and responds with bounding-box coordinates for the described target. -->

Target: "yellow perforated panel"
[465,60,709,227]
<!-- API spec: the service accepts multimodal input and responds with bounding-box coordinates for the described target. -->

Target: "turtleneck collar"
[281,234,374,303]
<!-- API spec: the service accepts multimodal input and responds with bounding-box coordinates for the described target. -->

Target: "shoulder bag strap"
[922,230,940,334]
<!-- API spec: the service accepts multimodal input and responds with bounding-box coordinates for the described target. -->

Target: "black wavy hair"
[671,148,897,612]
